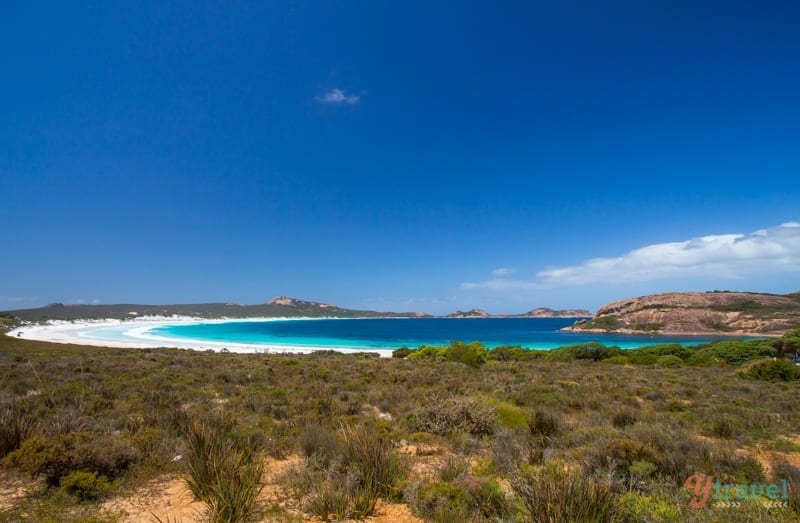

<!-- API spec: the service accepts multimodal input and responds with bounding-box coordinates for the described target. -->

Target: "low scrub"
[4,431,136,487]
[509,463,615,522]
[183,417,264,523]
[0,405,35,458]
[409,396,497,437]
[406,473,515,523]
[295,423,406,521]
[742,359,800,381]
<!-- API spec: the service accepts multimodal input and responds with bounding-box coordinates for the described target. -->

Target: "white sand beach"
[7,317,395,356]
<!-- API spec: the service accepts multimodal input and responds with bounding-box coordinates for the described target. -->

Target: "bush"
[656,355,684,367]
[406,480,471,523]
[406,475,515,523]
[392,347,414,359]
[4,432,136,486]
[296,423,406,521]
[183,418,264,523]
[612,408,638,429]
[409,396,497,437]
[60,470,110,501]
[528,409,561,440]
[510,463,615,522]
[547,342,623,362]
[446,341,488,368]
[0,406,35,458]
[742,359,800,381]
[407,346,448,362]
[298,422,340,467]
[692,340,776,365]
[488,345,539,361]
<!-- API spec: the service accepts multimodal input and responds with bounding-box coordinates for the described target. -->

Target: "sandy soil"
[0,469,39,512]
[99,452,425,523]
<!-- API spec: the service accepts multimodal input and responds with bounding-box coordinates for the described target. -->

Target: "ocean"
[148,317,735,351]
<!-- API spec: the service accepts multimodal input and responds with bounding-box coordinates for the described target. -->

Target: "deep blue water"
[149,318,739,351]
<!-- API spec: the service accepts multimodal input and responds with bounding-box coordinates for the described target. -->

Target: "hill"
[563,291,800,336]
[2,296,431,322]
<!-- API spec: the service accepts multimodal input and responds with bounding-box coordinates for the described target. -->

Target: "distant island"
[445,307,591,318]
[563,291,800,336]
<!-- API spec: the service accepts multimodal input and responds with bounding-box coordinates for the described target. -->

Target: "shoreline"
[6,317,767,358]
[559,326,781,338]
[7,316,399,357]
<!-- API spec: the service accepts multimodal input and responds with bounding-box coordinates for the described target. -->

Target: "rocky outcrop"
[563,291,800,336]
[268,296,333,308]
[446,308,490,318]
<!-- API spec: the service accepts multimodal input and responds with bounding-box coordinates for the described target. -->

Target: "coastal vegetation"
[1,330,800,521]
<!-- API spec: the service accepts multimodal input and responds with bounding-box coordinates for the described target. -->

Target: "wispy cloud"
[315,88,360,105]
[462,222,800,290]
[491,267,516,276]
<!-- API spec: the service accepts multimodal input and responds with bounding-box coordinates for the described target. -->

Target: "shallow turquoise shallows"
[150,318,742,351]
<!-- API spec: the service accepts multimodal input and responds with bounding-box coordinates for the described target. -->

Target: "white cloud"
[315,88,360,105]
[461,222,800,290]
[491,267,516,276]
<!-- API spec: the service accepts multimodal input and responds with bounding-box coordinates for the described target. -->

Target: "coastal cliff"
[563,291,800,336]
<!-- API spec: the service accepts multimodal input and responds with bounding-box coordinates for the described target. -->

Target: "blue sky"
[1,1,799,314]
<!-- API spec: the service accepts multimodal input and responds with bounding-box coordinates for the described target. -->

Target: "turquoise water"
[149,318,740,351]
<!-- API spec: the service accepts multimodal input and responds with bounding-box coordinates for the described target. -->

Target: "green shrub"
[601,355,630,365]
[510,463,615,522]
[407,346,448,362]
[488,345,539,361]
[406,475,515,523]
[616,492,685,522]
[446,341,488,368]
[60,470,110,501]
[392,347,414,359]
[4,432,136,486]
[406,480,472,523]
[586,316,620,330]
[742,359,800,381]
[692,340,776,365]
[625,344,689,365]
[547,342,623,362]
[656,355,684,367]
[494,401,528,429]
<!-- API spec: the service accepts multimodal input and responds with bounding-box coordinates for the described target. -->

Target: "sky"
[1,1,799,315]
